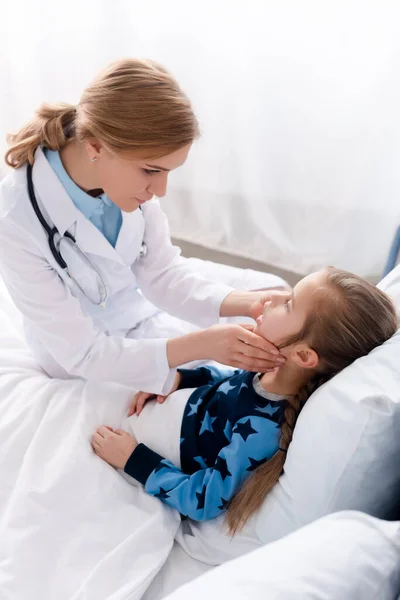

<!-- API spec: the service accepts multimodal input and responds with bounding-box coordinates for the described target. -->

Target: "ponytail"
[5,103,77,168]
[5,58,199,170]
[226,376,327,535]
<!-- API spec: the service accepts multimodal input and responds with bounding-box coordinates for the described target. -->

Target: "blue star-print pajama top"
[124,366,287,521]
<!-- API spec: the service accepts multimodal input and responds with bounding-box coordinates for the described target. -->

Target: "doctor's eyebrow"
[145,164,170,172]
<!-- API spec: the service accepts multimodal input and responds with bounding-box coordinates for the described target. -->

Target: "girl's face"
[254,270,328,348]
[86,142,192,212]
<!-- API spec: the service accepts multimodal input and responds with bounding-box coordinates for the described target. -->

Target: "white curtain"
[1,0,400,278]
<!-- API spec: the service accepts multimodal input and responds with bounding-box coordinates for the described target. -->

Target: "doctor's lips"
[131,197,150,206]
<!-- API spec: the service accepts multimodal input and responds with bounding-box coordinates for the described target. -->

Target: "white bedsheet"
[142,543,211,600]
[0,294,181,599]
[0,277,182,600]
[0,259,285,599]
[164,512,400,600]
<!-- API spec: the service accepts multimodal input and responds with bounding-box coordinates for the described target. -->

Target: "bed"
[0,259,283,600]
[2,258,400,599]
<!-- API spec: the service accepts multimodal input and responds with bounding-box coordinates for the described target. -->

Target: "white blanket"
[0,275,181,599]
[0,259,285,599]
[0,306,181,599]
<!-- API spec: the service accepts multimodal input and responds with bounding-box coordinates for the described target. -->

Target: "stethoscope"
[26,163,147,307]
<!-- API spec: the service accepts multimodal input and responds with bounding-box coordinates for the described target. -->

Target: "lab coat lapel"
[74,216,125,265]
[33,147,124,266]
[115,208,145,265]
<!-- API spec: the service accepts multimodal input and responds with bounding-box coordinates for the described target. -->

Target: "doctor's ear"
[85,139,103,160]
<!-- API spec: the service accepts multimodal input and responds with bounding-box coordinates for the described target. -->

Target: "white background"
[1,0,400,278]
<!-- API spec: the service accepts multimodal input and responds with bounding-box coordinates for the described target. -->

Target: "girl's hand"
[91,426,138,469]
[128,372,182,417]
[201,323,285,372]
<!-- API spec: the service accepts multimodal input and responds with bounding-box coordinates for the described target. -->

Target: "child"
[91,268,398,533]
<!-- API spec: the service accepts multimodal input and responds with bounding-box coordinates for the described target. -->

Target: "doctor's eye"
[143,169,160,175]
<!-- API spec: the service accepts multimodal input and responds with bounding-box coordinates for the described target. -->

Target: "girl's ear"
[290,344,319,369]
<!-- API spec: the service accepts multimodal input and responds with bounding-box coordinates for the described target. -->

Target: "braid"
[279,393,302,453]
[226,375,328,535]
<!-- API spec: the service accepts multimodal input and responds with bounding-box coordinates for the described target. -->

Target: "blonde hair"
[226,268,398,534]
[5,58,200,169]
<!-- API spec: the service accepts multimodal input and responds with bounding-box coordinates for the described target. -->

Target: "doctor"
[0,58,286,394]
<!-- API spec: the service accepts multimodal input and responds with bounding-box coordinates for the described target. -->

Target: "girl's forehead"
[294,271,328,302]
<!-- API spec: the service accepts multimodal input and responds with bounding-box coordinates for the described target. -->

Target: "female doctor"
[0,58,286,395]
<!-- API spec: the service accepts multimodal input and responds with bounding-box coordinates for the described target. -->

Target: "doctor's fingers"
[136,392,156,415]
[129,391,153,416]
[231,353,279,372]
[238,344,282,361]
[237,328,285,363]
[127,395,138,416]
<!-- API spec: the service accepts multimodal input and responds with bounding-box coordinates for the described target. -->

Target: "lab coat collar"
[32,147,125,265]
[32,147,78,236]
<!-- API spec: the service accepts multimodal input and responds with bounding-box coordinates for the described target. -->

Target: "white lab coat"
[0,148,234,394]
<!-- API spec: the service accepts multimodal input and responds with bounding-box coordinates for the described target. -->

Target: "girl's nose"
[269,291,291,307]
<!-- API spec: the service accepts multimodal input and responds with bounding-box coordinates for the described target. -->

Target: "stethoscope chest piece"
[139,242,147,259]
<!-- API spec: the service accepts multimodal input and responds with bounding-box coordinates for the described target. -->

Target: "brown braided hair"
[226,268,398,534]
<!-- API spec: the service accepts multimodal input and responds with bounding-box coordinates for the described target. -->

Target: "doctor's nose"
[148,173,168,199]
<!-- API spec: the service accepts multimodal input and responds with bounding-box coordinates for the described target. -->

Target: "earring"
[90,156,98,162]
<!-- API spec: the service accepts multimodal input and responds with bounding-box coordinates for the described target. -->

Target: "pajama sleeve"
[177,365,239,390]
[124,415,281,521]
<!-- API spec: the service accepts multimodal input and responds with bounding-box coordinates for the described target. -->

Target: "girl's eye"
[143,169,160,175]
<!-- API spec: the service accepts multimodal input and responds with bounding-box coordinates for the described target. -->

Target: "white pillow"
[176,266,400,564]
[166,512,400,600]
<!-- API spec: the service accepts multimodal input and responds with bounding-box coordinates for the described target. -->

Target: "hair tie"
[278,447,287,454]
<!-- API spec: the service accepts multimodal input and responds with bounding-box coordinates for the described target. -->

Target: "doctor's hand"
[167,324,285,372]
[128,372,182,417]
[201,323,285,372]
[248,291,273,321]
[91,426,138,469]
[220,288,291,320]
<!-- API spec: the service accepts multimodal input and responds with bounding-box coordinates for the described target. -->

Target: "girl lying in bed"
[91,267,398,533]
